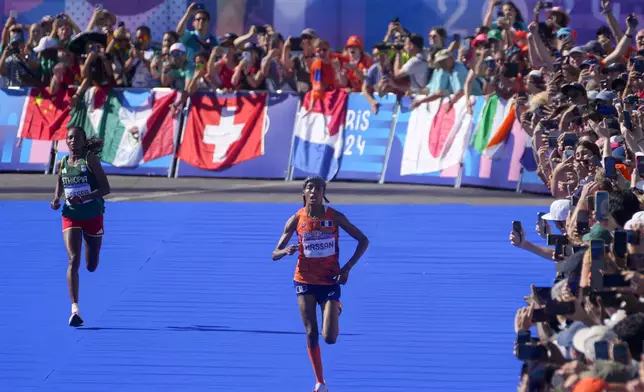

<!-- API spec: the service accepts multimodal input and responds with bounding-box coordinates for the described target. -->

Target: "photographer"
[282,28,318,96]
[392,33,429,94]
[362,42,406,114]
[79,42,115,92]
[161,43,191,91]
[0,33,40,87]
[125,26,158,88]
[261,34,296,93]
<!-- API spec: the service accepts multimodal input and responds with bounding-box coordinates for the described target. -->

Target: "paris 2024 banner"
[1,0,642,50]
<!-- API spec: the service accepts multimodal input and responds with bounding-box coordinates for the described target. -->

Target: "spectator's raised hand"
[514,305,534,333]
[509,223,526,248]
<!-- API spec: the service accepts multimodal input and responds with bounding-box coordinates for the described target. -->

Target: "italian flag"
[471,94,515,158]
[97,89,179,168]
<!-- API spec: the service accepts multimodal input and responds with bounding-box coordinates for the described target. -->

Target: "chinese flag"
[18,88,73,140]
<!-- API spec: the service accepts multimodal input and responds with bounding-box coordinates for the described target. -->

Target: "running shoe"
[314,382,328,392]
[68,312,84,327]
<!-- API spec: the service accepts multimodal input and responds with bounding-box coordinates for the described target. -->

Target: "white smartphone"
[9,10,18,18]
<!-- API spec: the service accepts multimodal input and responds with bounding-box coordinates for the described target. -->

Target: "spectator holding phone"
[176,3,219,66]
[0,33,39,87]
[392,33,428,94]
[282,28,317,97]
[341,35,372,93]
[363,42,406,114]
[125,26,158,88]
[232,42,266,91]
[261,35,296,93]
[161,43,191,91]
[207,41,238,91]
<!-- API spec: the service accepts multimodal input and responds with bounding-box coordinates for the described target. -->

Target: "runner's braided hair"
[302,176,330,206]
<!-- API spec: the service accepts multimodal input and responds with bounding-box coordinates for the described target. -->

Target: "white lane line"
[107,182,290,202]
[108,190,206,202]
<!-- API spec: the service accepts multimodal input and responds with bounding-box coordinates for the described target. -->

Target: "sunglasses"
[171,51,185,57]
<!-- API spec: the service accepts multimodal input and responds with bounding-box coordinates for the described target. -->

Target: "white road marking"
[107,182,288,202]
[108,190,206,202]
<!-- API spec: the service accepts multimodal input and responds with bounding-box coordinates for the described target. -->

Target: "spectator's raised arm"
[483,0,500,28]
[233,26,257,50]
[176,3,199,36]
[603,13,638,66]
[601,0,625,42]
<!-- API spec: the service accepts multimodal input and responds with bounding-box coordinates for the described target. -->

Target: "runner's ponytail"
[85,135,104,159]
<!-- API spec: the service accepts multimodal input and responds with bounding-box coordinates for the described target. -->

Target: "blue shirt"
[427,61,479,95]
[180,29,219,66]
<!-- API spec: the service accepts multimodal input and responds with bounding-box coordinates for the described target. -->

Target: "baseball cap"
[33,37,58,53]
[542,199,570,221]
[562,82,586,97]
[556,27,572,38]
[624,211,644,229]
[595,90,617,102]
[169,43,186,53]
[568,46,587,55]
[487,29,502,41]
[300,28,317,39]
[582,224,613,243]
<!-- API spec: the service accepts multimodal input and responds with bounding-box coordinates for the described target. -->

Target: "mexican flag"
[97,89,179,167]
[66,87,109,137]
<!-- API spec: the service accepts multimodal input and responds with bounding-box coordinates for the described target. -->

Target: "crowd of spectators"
[500,0,644,388]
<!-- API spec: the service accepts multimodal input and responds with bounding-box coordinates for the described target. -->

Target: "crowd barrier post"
[169,98,190,178]
[378,97,401,185]
[284,95,301,181]
[516,168,524,193]
[46,141,58,175]
[172,99,191,179]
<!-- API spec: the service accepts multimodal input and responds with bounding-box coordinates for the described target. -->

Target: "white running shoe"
[68,312,84,327]
[314,382,328,392]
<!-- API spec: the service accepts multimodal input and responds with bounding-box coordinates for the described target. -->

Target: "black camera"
[392,42,404,51]
[133,40,144,50]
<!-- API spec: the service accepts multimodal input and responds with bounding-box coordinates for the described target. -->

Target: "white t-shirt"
[131,49,159,88]
[400,53,429,92]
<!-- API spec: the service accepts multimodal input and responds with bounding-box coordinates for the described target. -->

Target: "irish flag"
[471,94,515,158]
[98,89,179,168]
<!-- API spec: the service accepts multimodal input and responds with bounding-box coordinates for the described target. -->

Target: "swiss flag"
[18,88,74,140]
[178,93,267,170]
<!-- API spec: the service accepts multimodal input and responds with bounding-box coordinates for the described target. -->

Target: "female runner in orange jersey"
[272,176,369,392]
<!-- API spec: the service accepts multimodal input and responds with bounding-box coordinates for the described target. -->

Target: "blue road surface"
[0,201,552,391]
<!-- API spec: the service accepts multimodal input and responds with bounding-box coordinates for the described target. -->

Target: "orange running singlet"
[294,207,340,285]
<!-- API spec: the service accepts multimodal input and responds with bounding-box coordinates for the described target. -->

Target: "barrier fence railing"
[0,87,548,195]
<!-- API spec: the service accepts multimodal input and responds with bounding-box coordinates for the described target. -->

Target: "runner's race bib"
[64,183,92,204]
[302,237,336,258]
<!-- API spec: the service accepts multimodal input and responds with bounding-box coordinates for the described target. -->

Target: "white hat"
[572,325,617,361]
[625,211,644,229]
[169,43,187,53]
[33,37,59,53]
[542,199,570,221]
[434,49,452,63]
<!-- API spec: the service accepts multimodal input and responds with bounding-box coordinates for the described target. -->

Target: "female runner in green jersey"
[51,126,111,327]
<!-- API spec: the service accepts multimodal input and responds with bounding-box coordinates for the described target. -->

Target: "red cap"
[345,35,363,50]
